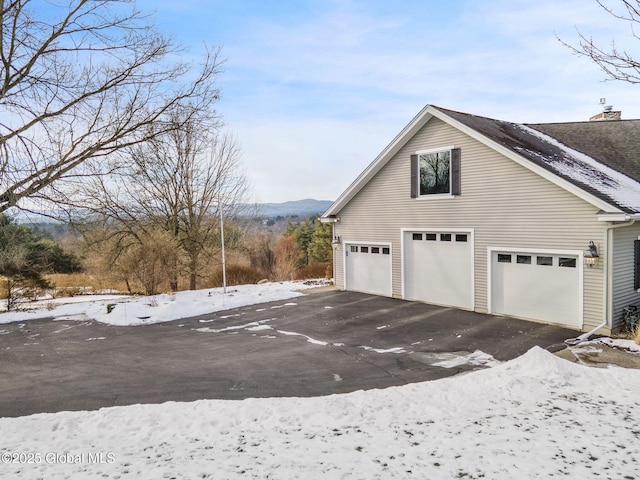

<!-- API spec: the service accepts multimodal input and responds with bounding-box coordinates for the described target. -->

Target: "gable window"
[410,148,461,198]
[419,150,450,195]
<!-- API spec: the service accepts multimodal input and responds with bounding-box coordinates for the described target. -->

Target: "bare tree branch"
[559,0,640,84]
[0,0,223,212]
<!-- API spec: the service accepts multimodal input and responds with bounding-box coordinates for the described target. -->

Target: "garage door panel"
[492,252,580,328]
[345,244,391,297]
[404,231,473,309]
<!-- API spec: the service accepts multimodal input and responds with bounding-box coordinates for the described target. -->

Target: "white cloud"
[143,1,640,202]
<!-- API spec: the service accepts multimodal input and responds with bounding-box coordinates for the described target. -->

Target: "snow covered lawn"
[0,281,319,326]
[0,347,638,479]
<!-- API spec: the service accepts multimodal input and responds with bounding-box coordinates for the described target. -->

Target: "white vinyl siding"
[611,224,640,329]
[333,117,606,331]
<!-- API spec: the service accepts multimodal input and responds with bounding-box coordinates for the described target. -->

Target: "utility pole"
[219,196,227,294]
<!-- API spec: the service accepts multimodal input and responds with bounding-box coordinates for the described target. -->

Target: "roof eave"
[597,213,640,222]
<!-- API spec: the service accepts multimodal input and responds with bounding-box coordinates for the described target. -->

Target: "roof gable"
[324,105,640,217]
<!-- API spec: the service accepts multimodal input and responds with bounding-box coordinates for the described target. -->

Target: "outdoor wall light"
[332,235,341,246]
[584,241,599,267]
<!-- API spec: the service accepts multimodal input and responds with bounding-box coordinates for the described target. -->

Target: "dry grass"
[207,264,265,288]
[295,263,332,280]
[634,324,640,346]
[45,273,129,294]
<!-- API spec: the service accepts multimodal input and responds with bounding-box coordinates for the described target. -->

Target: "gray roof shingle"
[528,120,640,182]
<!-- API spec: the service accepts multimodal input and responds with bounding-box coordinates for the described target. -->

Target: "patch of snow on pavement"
[277,330,328,346]
[246,325,273,332]
[1,347,638,479]
[194,320,272,334]
[414,350,502,369]
[591,337,640,354]
[359,346,407,354]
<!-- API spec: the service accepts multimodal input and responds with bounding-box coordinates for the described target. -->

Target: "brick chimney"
[590,105,621,121]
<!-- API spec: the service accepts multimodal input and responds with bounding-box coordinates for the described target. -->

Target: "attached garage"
[490,249,582,329]
[402,230,474,310]
[344,243,392,296]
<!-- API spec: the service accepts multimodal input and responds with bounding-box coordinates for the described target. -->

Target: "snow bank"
[1,347,638,479]
[0,282,316,326]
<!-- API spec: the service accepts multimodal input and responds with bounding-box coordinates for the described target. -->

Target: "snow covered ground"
[0,281,319,326]
[1,282,639,478]
[0,347,638,479]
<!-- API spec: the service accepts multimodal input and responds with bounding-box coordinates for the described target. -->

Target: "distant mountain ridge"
[243,199,333,217]
[10,199,335,223]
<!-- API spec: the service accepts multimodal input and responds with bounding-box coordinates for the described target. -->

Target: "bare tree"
[104,226,178,295]
[0,0,222,213]
[561,1,640,84]
[77,109,248,291]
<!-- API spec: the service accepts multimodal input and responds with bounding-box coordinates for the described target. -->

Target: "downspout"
[565,216,638,345]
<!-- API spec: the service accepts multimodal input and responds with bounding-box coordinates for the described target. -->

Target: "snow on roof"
[519,125,640,214]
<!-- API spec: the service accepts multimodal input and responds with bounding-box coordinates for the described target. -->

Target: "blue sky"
[138,0,640,203]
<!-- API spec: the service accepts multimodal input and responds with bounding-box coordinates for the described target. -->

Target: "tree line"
[0,213,333,310]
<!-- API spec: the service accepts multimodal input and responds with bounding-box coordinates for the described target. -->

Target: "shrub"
[295,262,332,280]
[210,264,264,287]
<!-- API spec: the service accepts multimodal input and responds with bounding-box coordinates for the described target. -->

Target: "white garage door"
[345,243,392,296]
[403,231,473,309]
[491,251,581,328]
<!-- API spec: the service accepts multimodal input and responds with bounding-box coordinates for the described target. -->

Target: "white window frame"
[415,146,455,199]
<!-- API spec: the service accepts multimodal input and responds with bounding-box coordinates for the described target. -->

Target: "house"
[321,104,640,334]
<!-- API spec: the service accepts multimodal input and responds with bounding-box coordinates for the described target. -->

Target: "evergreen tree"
[0,215,82,310]
[308,220,332,264]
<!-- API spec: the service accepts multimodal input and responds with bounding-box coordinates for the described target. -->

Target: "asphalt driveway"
[0,290,577,417]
